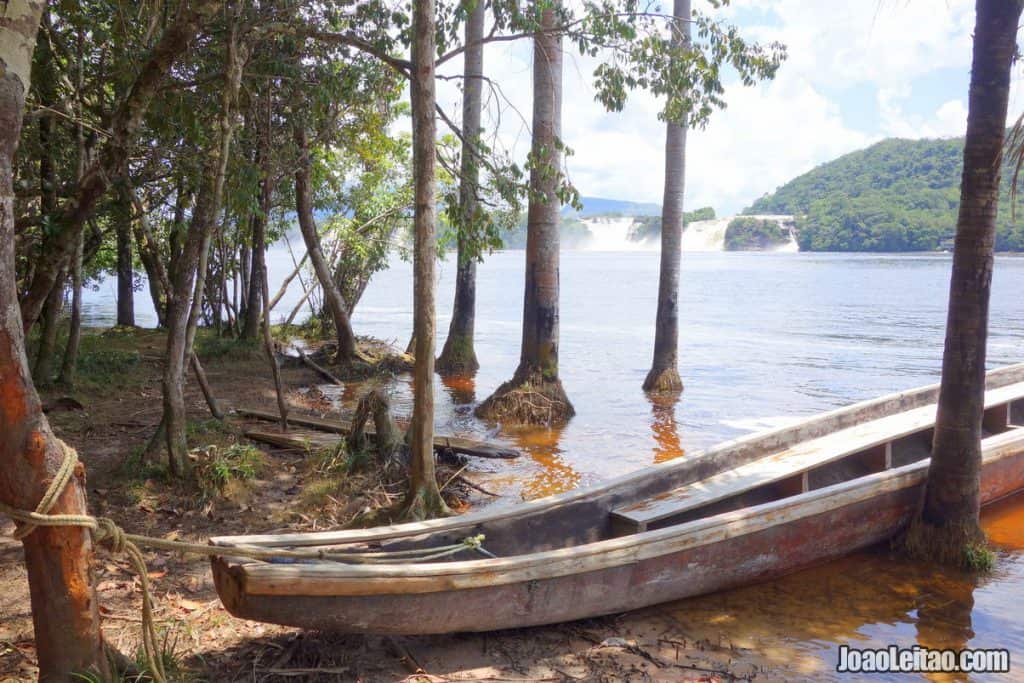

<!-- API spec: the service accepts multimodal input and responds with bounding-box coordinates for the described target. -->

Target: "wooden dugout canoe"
[210,363,1024,634]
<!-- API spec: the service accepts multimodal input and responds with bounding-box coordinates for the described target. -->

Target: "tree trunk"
[162,21,246,475]
[402,0,449,520]
[475,4,574,426]
[261,259,289,430]
[58,47,89,388]
[19,0,225,332]
[293,125,359,363]
[116,197,135,327]
[0,2,110,676]
[240,203,266,339]
[436,0,485,377]
[32,268,65,385]
[58,232,84,387]
[643,0,690,395]
[904,0,1023,568]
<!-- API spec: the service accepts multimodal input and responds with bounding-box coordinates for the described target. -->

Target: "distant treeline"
[724,217,790,251]
[744,136,1024,252]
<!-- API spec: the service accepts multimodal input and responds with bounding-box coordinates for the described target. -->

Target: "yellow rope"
[0,442,490,681]
[1,443,167,683]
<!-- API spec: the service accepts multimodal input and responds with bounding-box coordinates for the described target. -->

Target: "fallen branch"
[296,348,344,385]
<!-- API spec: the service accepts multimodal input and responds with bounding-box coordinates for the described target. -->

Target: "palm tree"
[436,0,486,376]
[476,2,575,425]
[643,0,690,394]
[904,0,1024,568]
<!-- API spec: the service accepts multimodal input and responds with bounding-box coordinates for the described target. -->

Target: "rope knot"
[94,517,127,555]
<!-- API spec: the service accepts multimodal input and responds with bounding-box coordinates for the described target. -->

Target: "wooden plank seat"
[611,381,1024,534]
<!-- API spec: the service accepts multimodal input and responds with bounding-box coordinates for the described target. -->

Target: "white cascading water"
[580,216,654,251]
[572,213,799,252]
[680,217,732,251]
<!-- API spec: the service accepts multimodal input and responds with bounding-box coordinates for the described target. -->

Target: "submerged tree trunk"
[436,0,485,377]
[403,0,449,520]
[0,2,110,676]
[475,4,574,426]
[162,22,246,475]
[904,0,1023,568]
[643,0,690,395]
[293,125,359,364]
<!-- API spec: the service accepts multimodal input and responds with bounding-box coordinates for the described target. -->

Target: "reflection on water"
[648,392,685,463]
[439,374,476,406]
[646,492,1024,681]
[504,426,580,499]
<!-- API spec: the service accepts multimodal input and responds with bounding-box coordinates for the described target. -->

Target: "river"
[83,248,1024,680]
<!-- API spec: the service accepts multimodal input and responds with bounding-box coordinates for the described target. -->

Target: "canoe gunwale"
[223,427,1024,597]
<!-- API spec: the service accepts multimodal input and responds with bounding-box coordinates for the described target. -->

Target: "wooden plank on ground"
[237,407,520,459]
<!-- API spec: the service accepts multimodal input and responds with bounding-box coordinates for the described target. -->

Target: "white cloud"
[423,0,1021,215]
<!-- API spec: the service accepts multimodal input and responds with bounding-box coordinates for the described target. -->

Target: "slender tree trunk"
[19,0,225,332]
[261,260,288,430]
[241,202,266,339]
[162,22,246,475]
[33,268,65,384]
[187,230,224,420]
[116,197,135,327]
[58,232,84,386]
[293,125,360,363]
[268,248,308,311]
[436,0,485,377]
[402,0,449,520]
[0,2,110,676]
[239,241,250,321]
[59,44,89,388]
[476,4,574,425]
[643,0,690,394]
[904,0,1023,568]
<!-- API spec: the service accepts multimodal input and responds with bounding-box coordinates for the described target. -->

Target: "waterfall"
[580,217,653,251]
[681,218,731,252]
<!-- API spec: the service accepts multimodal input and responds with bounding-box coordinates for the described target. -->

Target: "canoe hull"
[212,437,1024,634]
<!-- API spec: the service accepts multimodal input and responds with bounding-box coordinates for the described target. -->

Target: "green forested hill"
[744,137,1024,251]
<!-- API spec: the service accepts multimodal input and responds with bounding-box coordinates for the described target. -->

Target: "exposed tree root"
[475,370,575,426]
[435,333,480,376]
[643,364,683,394]
[901,515,992,571]
[398,484,452,522]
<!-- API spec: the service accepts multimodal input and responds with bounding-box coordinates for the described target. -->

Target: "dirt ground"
[0,328,787,682]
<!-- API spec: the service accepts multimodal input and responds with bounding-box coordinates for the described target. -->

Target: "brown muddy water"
[84,249,1024,678]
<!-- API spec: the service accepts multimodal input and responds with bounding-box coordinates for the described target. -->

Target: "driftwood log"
[236,407,519,459]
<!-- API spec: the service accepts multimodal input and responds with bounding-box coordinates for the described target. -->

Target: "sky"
[429,0,1024,216]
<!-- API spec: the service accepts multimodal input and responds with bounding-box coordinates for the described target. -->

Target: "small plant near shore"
[193,443,265,499]
[963,543,996,573]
